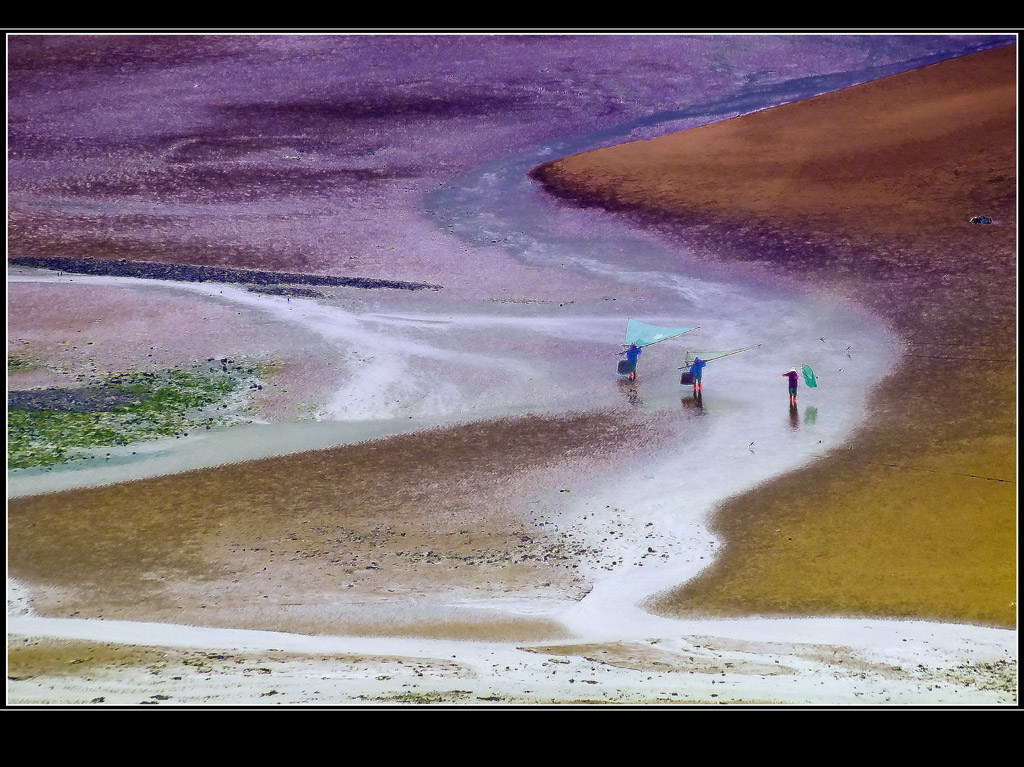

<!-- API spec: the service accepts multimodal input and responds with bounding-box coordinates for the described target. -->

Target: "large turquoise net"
[624,318,696,348]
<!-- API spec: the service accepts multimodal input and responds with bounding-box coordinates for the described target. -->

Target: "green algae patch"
[8,352,37,373]
[7,360,267,469]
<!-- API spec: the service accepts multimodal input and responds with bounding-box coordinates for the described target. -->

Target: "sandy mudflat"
[531,44,1017,628]
[7,35,1017,707]
[8,406,655,640]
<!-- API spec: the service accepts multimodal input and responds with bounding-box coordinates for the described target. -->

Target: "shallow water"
[8,45,908,523]
[9,77,900,637]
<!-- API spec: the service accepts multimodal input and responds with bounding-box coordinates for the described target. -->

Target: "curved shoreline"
[529,44,1017,629]
[7,35,1015,706]
[8,205,965,707]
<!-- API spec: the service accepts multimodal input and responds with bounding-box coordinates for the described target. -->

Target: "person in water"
[625,343,641,381]
[689,356,707,394]
[782,368,799,404]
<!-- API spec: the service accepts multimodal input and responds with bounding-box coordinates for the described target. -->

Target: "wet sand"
[9,409,664,641]
[8,259,692,645]
[8,36,1016,705]
[530,44,1017,628]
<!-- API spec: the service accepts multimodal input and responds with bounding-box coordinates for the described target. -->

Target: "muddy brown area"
[8,410,664,639]
[7,637,467,697]
[529,641,796,676]
[530,45,1017,627]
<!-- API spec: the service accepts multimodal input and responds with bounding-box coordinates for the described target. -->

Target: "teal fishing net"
[625,318,696,348]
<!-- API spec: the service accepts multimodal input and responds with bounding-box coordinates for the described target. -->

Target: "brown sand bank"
[530,45,1017,627]
[8,409,666,641]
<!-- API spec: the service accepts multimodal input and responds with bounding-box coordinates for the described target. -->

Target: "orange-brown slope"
[531,44,1017,627]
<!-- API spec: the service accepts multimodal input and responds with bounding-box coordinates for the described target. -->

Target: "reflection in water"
[618,379,643,408]
[680,390,705,414]
[789,402,800,430]
[804,406,818,425]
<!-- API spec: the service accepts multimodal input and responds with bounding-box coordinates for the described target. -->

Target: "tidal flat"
[8,359,269,469]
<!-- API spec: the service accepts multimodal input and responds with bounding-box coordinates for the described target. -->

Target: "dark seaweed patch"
[9,385,146,413]
[215,90,526,131]
[8,255,442,291]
